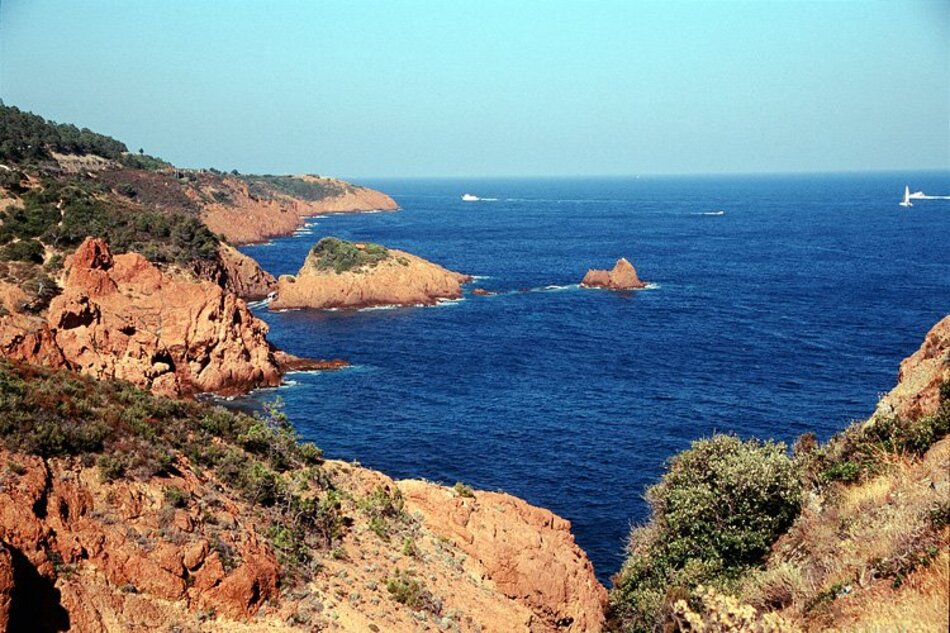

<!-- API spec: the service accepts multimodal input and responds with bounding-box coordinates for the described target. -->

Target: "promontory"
[270,237,472,310]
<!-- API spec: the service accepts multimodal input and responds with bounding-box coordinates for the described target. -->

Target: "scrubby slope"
[0,360,606,632]
[608,316,949,632]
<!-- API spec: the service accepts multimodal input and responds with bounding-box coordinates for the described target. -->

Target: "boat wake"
[461,194,498,202]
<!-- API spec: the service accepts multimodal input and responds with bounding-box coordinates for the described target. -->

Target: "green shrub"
[0,239,45,263]
[239,174,347,202]
[97,455,125,482]
[164,486,189,508]
[119,152,171,171]
[812,384,950,484]
[308,237,390,274]
[608,435,802,632]
[452,481,475,498]
[359,485,408,540]
[386,570,441,614]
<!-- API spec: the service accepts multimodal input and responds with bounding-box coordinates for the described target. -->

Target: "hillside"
[0,359,605,632]
[0,105,398,395]
[607,316,949,632]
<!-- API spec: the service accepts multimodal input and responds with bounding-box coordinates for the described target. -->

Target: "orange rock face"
[0,449,280,631]
[875,315,949,421]
[0,543,12,632]
[201,176,399,245]
[398,480,608,632]
[1,238,282,397]
[270,245,472,311]
[581,258,647,290]
[214,244,277,300]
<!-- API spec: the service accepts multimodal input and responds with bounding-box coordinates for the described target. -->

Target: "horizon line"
[336,167,950,182]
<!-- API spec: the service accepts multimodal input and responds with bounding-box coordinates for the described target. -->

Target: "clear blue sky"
[1,0,947,177]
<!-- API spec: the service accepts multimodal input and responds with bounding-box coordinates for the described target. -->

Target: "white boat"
[461,193,480,202]
[900,186,913,207]
[901,186,950,206]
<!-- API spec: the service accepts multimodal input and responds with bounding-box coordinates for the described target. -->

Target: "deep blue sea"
[234,172,950,584]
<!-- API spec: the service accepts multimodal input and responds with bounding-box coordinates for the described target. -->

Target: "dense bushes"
[309,236,390,274]
[0,239,45,263]
[0,179,220,266]
[0,104,127,163]
[609,435,802,632]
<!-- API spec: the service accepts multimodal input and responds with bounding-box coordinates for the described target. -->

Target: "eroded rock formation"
[270,241,471,311]
[0,448,280,632]
[213,244,278,301]
[0,238,283,397]
[580,258,647,290]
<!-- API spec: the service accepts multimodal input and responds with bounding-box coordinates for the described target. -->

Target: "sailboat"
[899,186,913,207]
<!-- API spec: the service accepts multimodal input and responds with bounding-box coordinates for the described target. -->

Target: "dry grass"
[829,550,949,633]
[740,438,950,631]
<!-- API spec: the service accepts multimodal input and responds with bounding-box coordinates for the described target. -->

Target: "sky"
[1,0,948,178]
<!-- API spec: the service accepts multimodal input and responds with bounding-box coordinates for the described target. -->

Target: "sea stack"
[580,258,647,290]
[270,237,472,310]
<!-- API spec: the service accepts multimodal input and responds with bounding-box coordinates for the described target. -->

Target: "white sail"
[899,186,912,207]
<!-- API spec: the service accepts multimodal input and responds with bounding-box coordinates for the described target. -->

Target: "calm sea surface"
[234,173,950,583]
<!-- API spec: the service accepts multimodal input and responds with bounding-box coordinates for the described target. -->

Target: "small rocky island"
[270,237,472,310]
[580,258,647,290]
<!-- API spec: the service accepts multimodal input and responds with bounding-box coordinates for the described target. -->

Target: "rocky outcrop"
[214,244,277,301]
[270,240,472,311]
[581,258,647,290]
[0,238,283,397]
[0,448,281,632]
[399,480,608,632]
[875,315,950,421]
[201,176,398,245]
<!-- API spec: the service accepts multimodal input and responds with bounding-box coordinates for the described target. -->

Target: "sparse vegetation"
[386,569,442,615]
[359,484,409,540]
[452,481,475,498]
[308,237,390,274]
[0,360,340,581]
[240,174,347,202]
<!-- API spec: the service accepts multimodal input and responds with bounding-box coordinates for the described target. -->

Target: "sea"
[233,172,950,584]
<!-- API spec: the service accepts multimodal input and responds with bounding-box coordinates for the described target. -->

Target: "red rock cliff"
[201,176,399,245]
[0,238,283,397]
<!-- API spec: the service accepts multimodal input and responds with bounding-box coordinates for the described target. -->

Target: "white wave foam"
[471,275,492,280]
[246,297,274,310]
[691,210,725,216]
[644,282,661,290]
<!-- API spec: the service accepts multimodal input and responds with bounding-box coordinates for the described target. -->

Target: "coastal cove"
[233,172,950,582]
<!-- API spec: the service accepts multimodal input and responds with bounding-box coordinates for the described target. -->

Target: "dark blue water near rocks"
[235,173,950,584]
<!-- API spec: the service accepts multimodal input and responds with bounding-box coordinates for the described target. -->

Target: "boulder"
[581,258,647,290]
